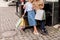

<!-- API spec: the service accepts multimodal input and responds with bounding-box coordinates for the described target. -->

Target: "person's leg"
[33,26,39,34]
[28,10,39,34]
[21,5,24,15]
[40,20,48,34]
[16,2,18,13]
[40,20,45,30]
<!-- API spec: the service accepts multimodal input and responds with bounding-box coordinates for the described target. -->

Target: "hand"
[22,14,24,17]
[22,12,25,17]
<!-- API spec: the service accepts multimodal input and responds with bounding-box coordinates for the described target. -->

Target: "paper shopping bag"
[35,10,46,20]
[19,18,25,29]
[16,18,23,28]
[42,10,46,20]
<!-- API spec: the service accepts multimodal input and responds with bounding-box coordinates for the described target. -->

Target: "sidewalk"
[0,6,60,40]
[0,0,13,7]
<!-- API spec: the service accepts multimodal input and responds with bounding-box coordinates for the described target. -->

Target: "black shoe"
[41,29,48,35]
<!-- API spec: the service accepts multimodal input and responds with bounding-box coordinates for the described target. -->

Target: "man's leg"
[40,21,45,30]
[40,20,48,34]
[16,2,18,13]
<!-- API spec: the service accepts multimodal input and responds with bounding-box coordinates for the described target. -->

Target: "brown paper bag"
[19,18,25,29]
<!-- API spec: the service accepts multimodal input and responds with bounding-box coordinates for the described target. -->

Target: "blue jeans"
[40,20,45,30]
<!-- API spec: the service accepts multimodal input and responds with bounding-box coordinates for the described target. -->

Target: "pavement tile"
[0,6,60,40]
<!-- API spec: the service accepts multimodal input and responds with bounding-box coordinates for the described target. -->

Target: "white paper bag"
[35,10,45,20]
[16,18,22,28]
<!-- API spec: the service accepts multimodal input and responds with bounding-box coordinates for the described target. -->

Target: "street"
[0,6,60,40]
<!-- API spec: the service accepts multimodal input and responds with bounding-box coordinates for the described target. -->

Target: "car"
[8,0,16,6]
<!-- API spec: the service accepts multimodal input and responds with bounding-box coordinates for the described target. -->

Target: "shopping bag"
[19,18,25,29]
[24,19,29,27]
[42,10,46,20]
[35,10,46,20]
[16,17,23,28]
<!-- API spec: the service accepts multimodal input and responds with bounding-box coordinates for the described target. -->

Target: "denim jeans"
[40,20,45,30]
[27,10,36,26]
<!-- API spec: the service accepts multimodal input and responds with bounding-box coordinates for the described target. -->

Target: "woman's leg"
[33,26,39,34]
[28,11,39,34]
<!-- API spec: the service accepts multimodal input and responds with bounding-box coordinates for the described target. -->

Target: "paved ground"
[0,0,13,7]
[0,6,60,40]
